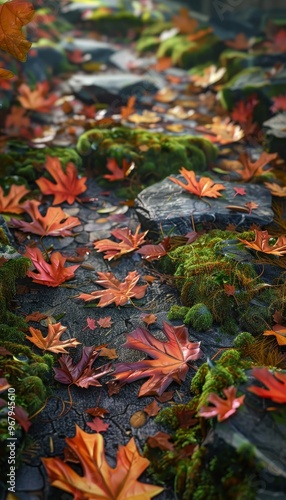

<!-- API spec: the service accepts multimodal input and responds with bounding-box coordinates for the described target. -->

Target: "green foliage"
[184,303,213,331]
[167,305,190,321]
[233,332,255,350]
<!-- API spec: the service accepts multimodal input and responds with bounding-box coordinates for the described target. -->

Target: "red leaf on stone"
[144,400,161,417]
[24,246,80,287]
[137,237,171,261]
[108,322,201,397]
[169,168,225,198]
[86,417,109,433]
[54,346,113,388]
[141,313,157,326]
[233,187,246,197]
[97,316,113,328]
[82,317,97,331]
[94,225,148,260]
[85,407,109,418]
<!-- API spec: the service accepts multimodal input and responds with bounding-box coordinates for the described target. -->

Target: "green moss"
[167,305,190,321]
[184,304,213,331]
[233,332,255,350]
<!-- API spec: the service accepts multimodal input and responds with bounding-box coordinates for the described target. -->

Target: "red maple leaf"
[36,156,87,205]
[103,158,135,181]
[78,270,148,307]
[248,367,286,403]
[233,187,246,197]
[169,168,225,198]
[97,316,113,328]
[224,284,236,297]
[17,81,58,112]
[82,317,97,331]
[24,246,80,287]
[231,95,258,124]
[54,346,112,388]
[94,225,148,260]
[271,95,286,113]
[9,200,81,237]
[225,33,250,50]
[86,417,109,433]
[239,230,286,256]
[107,322,201,397]
[137,237,172,261]
[198,386,245,422]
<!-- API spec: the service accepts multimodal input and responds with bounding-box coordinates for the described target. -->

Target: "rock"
[135,176,273,236]
[60,38,117,63]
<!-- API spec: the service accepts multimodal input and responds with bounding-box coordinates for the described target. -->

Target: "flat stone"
[135,175,273,236]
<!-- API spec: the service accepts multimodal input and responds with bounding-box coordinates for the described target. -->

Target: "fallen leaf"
[128,110,161,124]
[143,275,156,284]
[156,390,174,402]
[144,400,161,417]
[169,168,225,198]
[154,87,178,103]
[85,407,109,418]
[271,95,286,113]
[196,117,244,144]
[165,123,184,133]
[9,200,81,237]
[265,29,286,53]
[82,317,97,331]
[130,411,147,428]
[25,311,48,322]
[103,158,135,181]
[5,106,30,134]
[248,367,286,403]
[0,68,14,78]
[0,0,34,62]
[231,95,258,124]
[36,156,87,205]
[42,426,164,499]
[176,407,199,429]
[17,81,58,112]
[99,347,118,359]
[233,187,246,197]
[245,201,259,214]
[166,105,195,120]
[263,325,286,346]
[0,184,30,214]
[147,431,174,451]
[54,346,112,388]
[236,151,277,182]
[198,386,245,422]
[107,322,201,397]
[26,322,80,353]
[24,246,80,287]
[191,65,226,88]
[87,417,109,433]
[94,225,148,260]
[151,57,172,72]
[141,313,157,326]
[78,270,148,307]
[172,8,198,34]
[224,284,236,297]
[137,236,171,261]
[120,96,136,119]
[264,182,286,197]
[225,33,250,50]
[239,230,286,256]
[97,316,113,328]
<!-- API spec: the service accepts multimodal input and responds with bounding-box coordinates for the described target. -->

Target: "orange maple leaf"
[172,7,198,34]
[17,81,58,112]
[169,168,225,198]
[0,0,34,62]
[264,182,286,198]
[97,316,113,328]
[26,322,81,353]
[0,184,29,214]
[36,156,87,205]
[248,367,286,403]
[103,158,135,181]
[94,225,148,260]
[198,386,245,422]
[108,322,201,397]
[236,151,277,182]
[42,425,163,499]
[225,33,250,50]
[141,313,157,326]
[78,270,148,307]
[24,246,80,287]
[263,325,286,346]
[196,117,244,144]
[120,95,136,119]
[239,229,286,256]
[9,200,81,237]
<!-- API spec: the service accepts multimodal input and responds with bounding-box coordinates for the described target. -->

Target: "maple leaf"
[26,322,80,353]
[108,322,201,397]
[248,367,286,403]
[245,201,259,215]
[147,432,174,451]
[78,270,148,307]
[120,96,136,119]
[263,325,286,346]
[137,237,172,261]
[94,225,148,261]
[233,187,246,197]
[231,95,258,124]
[191,65,226,88]
[97,316,113,328]
[239,230,286,256]
[196,117,244,144]
[9,200,81,237]
[264,182,286,198]
[144,400,161,417]
[25,311,48,322]
[54,346,112,388]
[172,8,198,34]
[5,106,30,134]
[99,347,118,360]
[17,82,58,112]
[271,95,286,113]
[141,313,157,326]
[24,246,79,287]
[103,158,135,182]
[224,284,236,297]
[87,417,109,433]
[85,407,109,418]
[36,156,87,205]
[169,168,225,199]
[198,386,245,422]
[225,33,250,50]
[42,426,163,499]
[236,151,277,182]
[82,317,97,332]
[0,184,29,214]
[0,0,34,62]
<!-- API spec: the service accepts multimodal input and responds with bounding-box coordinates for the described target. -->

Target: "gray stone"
[135,175,273,236]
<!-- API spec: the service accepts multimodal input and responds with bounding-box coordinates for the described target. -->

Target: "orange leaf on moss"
[36,156,87,205]
[199,386,245,422]
[239,230,286,256]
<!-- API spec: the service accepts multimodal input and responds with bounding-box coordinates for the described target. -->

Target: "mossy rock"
[184,304,213,332]
[167,305,190,321]
[220,49,286,81]
[77,126,217,194]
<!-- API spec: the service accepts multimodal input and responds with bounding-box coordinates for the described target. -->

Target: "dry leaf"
[191,65,226,88]
[141,313,157,326]
[0,0,34,62]
[248,367,286,403]
[17,81,58,112]
[264,182,286,197]
[120,96,136,119]
[24,246,79,287]
[99,347,118,359]
[147,432,174,451]
[196,117,244,144]
[0,184,29,214]
[144,400,161,417]
[97,316,113,328]
[236,151,277,182]
[169,168,225,198]
[26,322,80,353]
[172,8,198,34]
[155,87,178,103]
[103,158,135,181]
[225,33,250,50]
[128,110,161,124]
[263,325,286,345]
[87,417,109,433]
[94,225,148,260]
[239,229,286,256]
